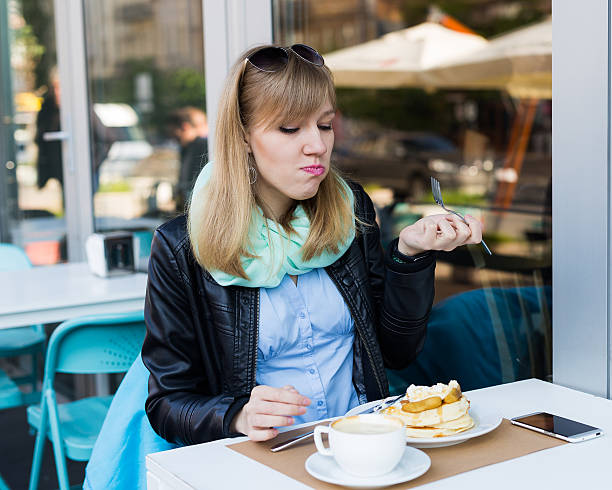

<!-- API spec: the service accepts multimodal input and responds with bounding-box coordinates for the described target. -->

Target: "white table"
[0,262,147,329]
[146,379,612,489]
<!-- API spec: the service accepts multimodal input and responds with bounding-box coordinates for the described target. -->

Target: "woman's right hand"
[231,385,311,441]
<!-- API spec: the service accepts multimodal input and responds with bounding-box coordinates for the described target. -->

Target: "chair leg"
[22,351,42,407]
[47,392,70,490]
[30,351,39,393]
[28,399,48,490]
[0,473,9,490]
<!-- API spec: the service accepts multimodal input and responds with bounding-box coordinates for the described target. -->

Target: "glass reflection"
[1,0,67,265]
[83,0,207,234]
[273,0,552,391]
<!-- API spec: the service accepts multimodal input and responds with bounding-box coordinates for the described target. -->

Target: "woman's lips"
[301,165,325,176]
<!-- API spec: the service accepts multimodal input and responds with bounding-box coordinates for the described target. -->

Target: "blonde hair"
[188,45,355,279]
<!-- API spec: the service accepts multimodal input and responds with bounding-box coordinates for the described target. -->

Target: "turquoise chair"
[0,367,23,408]
[27,310,146,490]
[132,229,154,272]
[0,243,46,409]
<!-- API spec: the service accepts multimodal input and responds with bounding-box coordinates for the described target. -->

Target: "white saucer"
[346,397,503,449]
[305,446,431,488]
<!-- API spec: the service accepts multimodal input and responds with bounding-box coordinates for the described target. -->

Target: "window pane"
[83,0,207,238]
[273,0,552,391]
[0,0,67,265]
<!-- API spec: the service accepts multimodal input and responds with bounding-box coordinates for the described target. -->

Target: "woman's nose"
[303,128,328,155]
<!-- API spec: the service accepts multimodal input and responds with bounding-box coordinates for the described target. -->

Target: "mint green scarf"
[190,162,355,288]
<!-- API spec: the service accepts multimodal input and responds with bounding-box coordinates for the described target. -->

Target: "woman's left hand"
[397,214,483,256]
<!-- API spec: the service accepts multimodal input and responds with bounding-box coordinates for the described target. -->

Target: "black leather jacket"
[142,184,435,445]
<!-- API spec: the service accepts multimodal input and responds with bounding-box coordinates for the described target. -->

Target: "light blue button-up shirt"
[257,268,363,425]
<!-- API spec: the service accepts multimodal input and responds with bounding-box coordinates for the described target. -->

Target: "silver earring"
[248,165,257,185]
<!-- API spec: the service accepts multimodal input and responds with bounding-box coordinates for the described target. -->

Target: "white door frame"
[53,0,94,261]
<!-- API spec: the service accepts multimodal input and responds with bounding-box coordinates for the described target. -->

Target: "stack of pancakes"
[381,380,474,438]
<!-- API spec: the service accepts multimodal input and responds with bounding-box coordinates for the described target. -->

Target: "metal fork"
[430,176,492,255]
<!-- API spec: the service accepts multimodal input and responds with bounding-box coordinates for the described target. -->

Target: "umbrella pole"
[493,98,539,210]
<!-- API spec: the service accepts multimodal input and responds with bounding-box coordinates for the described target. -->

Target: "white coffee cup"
[313,413,406,477]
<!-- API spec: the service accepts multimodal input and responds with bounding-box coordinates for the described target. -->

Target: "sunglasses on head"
[245,44,324,72]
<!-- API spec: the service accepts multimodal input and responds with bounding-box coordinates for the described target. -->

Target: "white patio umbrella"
[426,18,551,99]
[324,22,488,89]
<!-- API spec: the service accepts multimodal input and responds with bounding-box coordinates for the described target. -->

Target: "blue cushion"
[387,286,552,394]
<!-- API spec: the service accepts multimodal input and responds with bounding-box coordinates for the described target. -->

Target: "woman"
[85,43,481,489]
[142,43,482,445]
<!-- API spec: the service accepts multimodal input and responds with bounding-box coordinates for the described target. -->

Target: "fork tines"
[430,176,442,204]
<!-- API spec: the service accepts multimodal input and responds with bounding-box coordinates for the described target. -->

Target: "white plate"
[305,446,431,488]
[346,397,503,448]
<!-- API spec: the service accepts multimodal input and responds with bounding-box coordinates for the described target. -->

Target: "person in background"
[35,67,63,195]
[166,106,208,210]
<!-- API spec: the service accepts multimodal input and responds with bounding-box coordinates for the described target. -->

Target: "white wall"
[553,0,610,398]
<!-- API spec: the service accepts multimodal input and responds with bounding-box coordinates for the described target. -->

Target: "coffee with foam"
[314,414,406,477]
[334,417,400,435]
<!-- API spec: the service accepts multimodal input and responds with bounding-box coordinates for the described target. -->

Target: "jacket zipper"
[250,289,260,391]
[326,268,386,398]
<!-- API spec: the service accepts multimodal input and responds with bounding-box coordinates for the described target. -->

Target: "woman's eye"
[279,127,299,134]
[319,124,333,131]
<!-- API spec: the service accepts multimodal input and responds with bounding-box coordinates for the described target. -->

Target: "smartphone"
[510,412,603,443]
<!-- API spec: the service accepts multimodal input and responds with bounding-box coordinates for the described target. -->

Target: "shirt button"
[309,369,315,374]
[299,312,306,319]
[317,401,324,407]
[306,344,312,350]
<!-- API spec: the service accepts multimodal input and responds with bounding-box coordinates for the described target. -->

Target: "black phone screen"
[514,412,599,437]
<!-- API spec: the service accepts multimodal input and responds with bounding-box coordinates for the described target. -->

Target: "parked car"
[93,103,154,183]
[333,129,491,200]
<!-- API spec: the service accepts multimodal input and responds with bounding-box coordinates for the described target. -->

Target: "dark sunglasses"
[245,44,324,72]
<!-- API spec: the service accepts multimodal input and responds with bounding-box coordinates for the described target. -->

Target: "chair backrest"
[43,311,146,383]
[0,243,33,271]
[0,243,43,335]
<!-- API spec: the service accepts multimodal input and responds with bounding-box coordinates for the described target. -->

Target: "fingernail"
[300,406,307,414]
[302,397,311,405]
